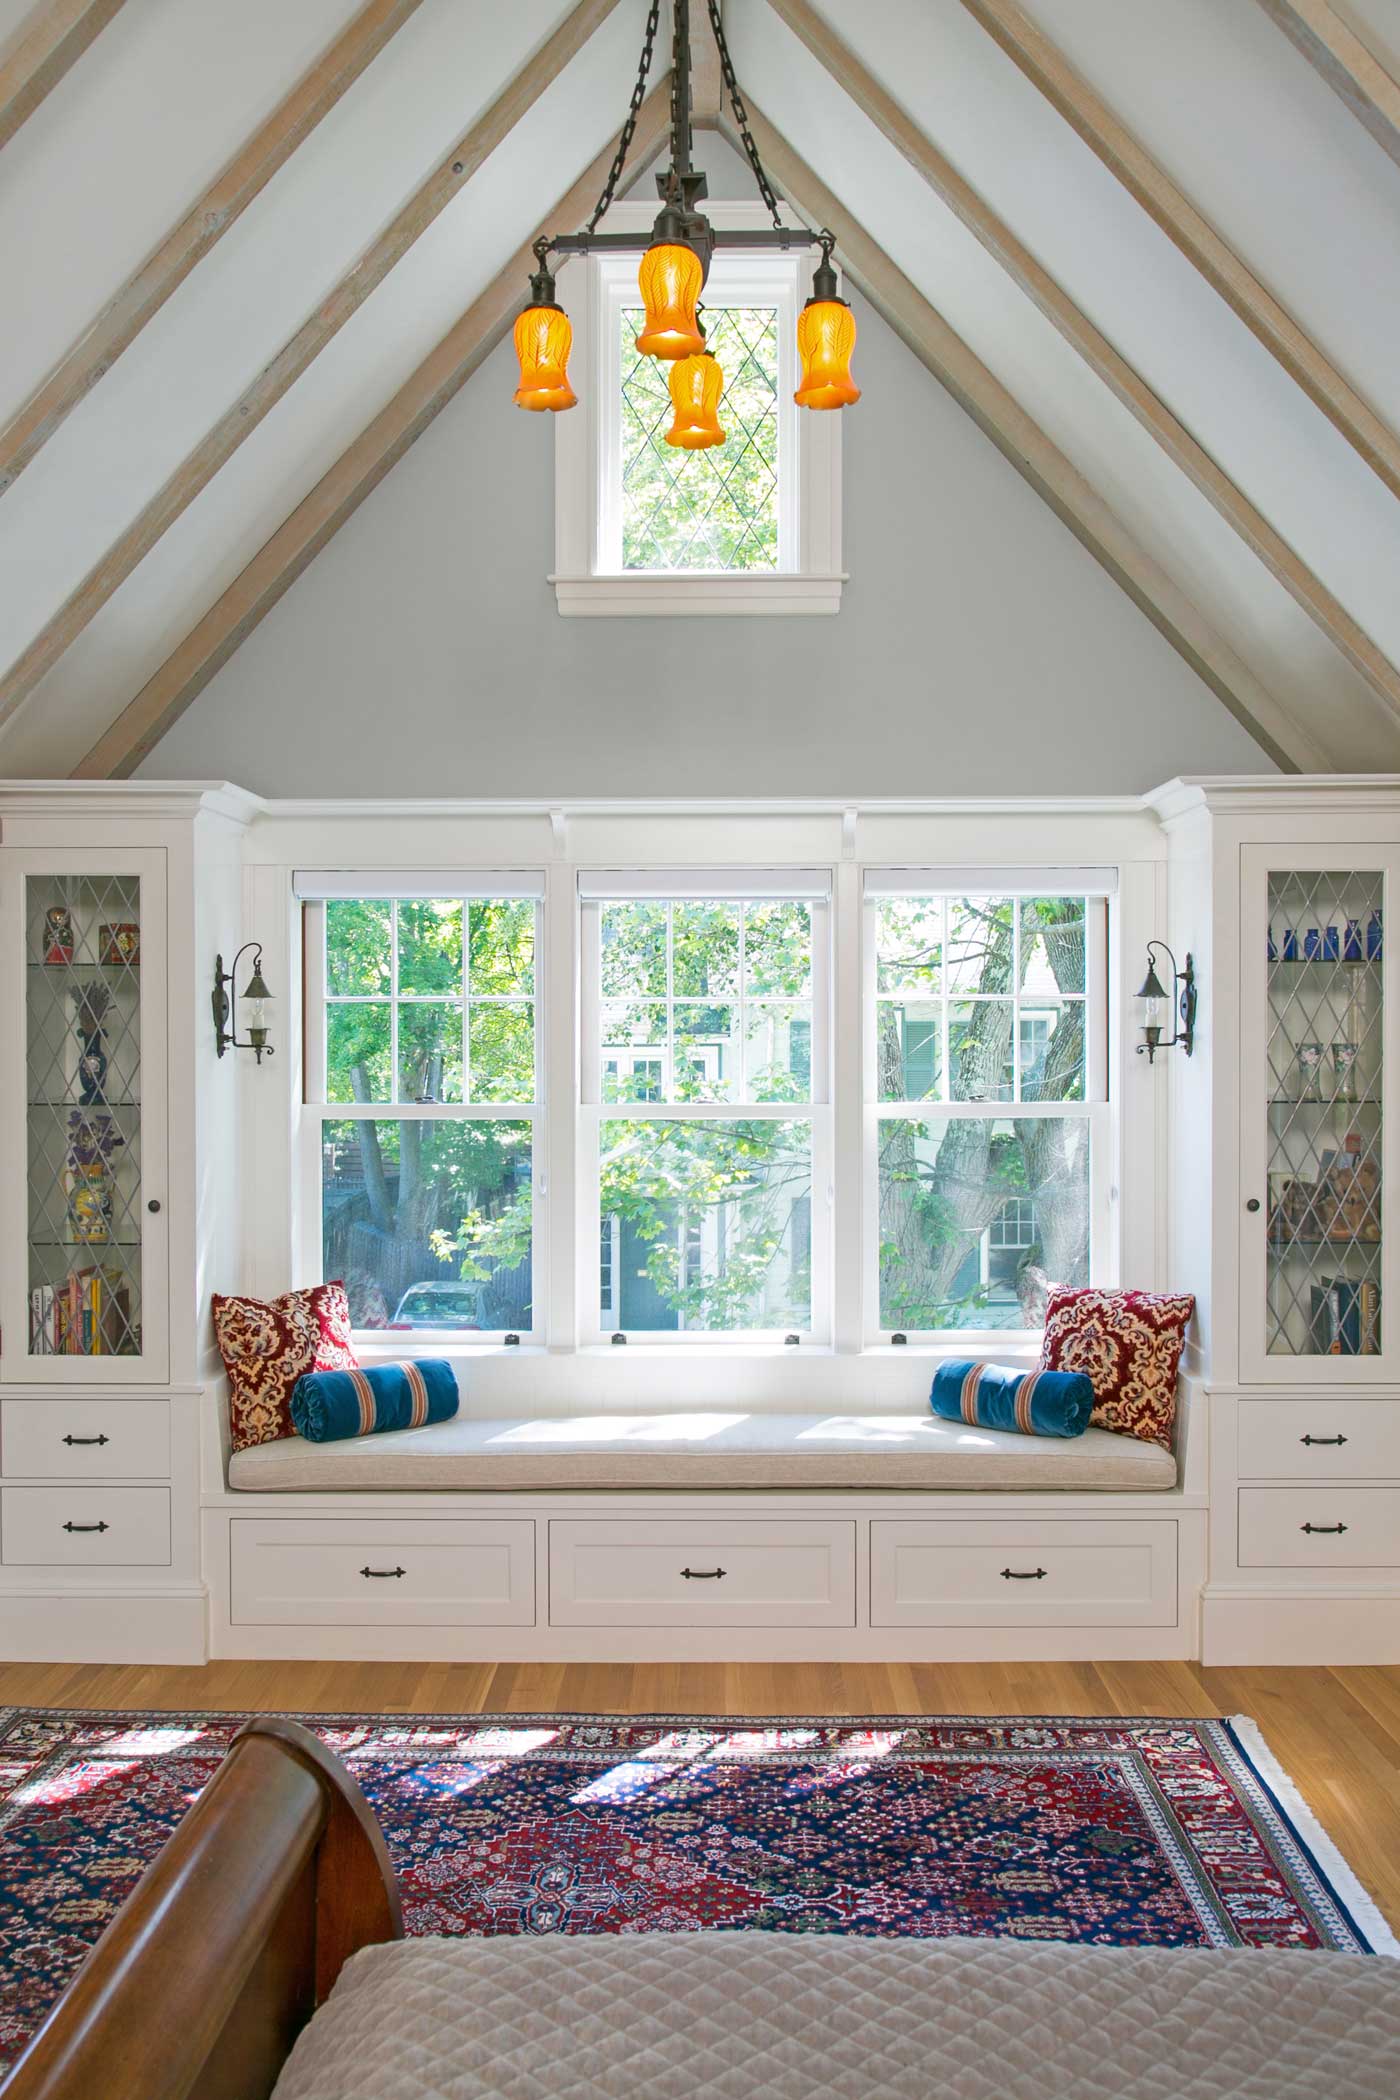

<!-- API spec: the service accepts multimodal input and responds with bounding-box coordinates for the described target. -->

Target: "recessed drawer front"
[2,1399,170,1480]
[549,1520,856,1627]
[230,1519,536,1627]
[1238,1488,1400,1568]
[870,1520,1178,1628]
[1237,1400,1400,1481]
[1,1486,171,1566]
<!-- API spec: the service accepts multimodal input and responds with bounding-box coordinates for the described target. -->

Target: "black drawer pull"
[63,1520,109,1534]
[62,1434,109,1447]
[681,1566,727,1580]
[1001,1567,1047,1581]
[360,1565,406,1579]
[1301,1523,1348,1535]
[1300,1434,1348,1447]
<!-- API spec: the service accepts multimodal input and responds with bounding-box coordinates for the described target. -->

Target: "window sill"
[550,573,846,618]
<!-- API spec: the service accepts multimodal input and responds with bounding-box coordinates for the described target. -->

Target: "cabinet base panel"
[1202,1586,1400,1665]
[207,1624,1200,1664]
[0,1586,207,1665]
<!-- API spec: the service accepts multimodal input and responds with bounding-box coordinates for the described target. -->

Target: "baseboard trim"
[1202,1587,1400,1665]
[0,1587,207,1665]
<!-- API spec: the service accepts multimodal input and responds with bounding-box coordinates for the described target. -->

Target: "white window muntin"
[861,879,1113,1344]
[301,889,546,1344]
[580,875,832,1343]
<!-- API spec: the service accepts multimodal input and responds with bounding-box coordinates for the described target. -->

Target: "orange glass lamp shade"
[512,301,576,412]
[635,242,705,359]
[795,297,860,410]
[665,348,726,450]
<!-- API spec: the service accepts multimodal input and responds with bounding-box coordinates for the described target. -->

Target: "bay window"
[580,872,831,1341]
[865,873,1113,1339]
[299,875,544,1341]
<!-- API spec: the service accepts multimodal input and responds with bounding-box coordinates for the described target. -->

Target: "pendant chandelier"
[512,0,859,435]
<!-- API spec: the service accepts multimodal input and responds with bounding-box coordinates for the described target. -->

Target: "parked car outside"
[388,1280,489,1331]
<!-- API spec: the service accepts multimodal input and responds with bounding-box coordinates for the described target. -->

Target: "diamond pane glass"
[620,305,779,572]
[1265,871,1383,1356]
[25,876,143,1357]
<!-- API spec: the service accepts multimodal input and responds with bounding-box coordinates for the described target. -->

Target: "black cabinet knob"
[147,1199,161,1214]
[1245,1198,1261,1213]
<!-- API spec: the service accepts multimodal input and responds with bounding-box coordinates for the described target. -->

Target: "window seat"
[227,1411,1177,1494]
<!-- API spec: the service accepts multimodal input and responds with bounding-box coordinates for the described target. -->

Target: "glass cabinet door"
[1242,851,1393,1382]
[4,854,168,1382]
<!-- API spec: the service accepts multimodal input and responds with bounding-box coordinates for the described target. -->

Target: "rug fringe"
[1228,1715,1399,1958]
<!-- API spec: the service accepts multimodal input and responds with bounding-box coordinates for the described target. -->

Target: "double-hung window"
[299,874,544,1341]
[865,872,1113,1339]
[580,871,832,1341]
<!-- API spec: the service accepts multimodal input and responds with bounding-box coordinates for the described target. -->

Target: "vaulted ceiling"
[2,0,1399,778]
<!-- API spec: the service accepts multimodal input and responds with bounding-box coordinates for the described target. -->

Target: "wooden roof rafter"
[766,0,1400,737]
[72,81,675,782]
[1255,0,1400,171]
[0,0,626,735]
[960,0,1400,507]
[0,0,124,153]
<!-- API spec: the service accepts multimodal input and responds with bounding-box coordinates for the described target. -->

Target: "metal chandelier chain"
[586,0,663,234]
[705,0,783,230]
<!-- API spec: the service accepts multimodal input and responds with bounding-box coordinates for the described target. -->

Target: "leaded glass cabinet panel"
[2,848,168,1383]
[1241,846,1396,1384]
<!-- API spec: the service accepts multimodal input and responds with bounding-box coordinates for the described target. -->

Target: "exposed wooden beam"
[0,0,123,151]
[0,0,625,733]
[0,0,427,492]
[721,104,1323,773]
[72,83,673,782]
[1255,0,1400,170]
[767,0,1400,733]
[960,0,1400,505]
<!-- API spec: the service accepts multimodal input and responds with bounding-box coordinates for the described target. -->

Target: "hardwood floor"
[2,1658,1398,1930]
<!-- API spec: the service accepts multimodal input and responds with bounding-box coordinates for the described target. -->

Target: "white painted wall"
[138,270,1271,797]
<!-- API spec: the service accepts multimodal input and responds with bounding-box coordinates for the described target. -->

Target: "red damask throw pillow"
[1039,1287,1194,1447]
[212,1281,358,1452]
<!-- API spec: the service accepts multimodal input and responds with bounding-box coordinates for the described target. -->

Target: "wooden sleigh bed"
[5,1721,1400,2100]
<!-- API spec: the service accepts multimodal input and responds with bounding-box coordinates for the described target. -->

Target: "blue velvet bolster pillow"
[290,1359,458,1443]
[930,1360,1094,1439]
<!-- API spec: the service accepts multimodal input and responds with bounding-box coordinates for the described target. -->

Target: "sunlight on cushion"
[492,1415,748,1446]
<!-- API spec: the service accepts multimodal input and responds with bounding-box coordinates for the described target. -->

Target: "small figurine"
[43,904,75,965]
[99,922,139,967]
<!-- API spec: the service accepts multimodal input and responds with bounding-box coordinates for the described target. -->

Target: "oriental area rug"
[0,1708,1392,2074]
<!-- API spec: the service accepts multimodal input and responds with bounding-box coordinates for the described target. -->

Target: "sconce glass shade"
[664,349,726,449]
[512,303,577,411]
[635,243,705,359]
[795,298,860,409]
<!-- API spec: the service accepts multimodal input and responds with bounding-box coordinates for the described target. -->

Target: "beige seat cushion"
[228,1410,1176,1493]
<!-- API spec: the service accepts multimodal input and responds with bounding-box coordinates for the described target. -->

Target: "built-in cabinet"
[1154,783,1400,1664]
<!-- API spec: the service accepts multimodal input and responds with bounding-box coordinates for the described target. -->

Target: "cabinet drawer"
[1,1486,170,1566]
[1238,1487,1400,1567]
[2,1399,170,1480]
[870,1520,1178,1628]
[230,1519,535,1627]
[1237,1400,1400,1481]
[549,1520,856,1628]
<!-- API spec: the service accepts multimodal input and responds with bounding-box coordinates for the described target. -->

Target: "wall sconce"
[213,943,274,1064]
[1135,940,1196,1064]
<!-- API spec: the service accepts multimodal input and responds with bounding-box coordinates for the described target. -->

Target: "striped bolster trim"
[348,1368,377,1436]
[403,1360,430,1430]
[1015,1369,1041,1437]
[960,1363,985,1425]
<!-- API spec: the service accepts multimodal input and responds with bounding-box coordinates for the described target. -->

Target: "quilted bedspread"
[271,1930,1400,2099]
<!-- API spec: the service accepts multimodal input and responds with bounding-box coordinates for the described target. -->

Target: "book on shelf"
[28,1266,132,1356]
[1308,1277,1381,1356]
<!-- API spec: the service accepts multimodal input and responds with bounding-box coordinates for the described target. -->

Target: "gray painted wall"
[143,195,1272,796]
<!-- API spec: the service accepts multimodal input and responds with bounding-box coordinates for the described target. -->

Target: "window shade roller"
[863,866,1118,898]
[294,871,546,901]
[579,869,833,901]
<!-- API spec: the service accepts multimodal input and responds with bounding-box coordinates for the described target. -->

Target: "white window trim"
[578,880,833,1344]
[860,886,1116,1345]
[552,200,844,617]
[301,892,547,1346]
